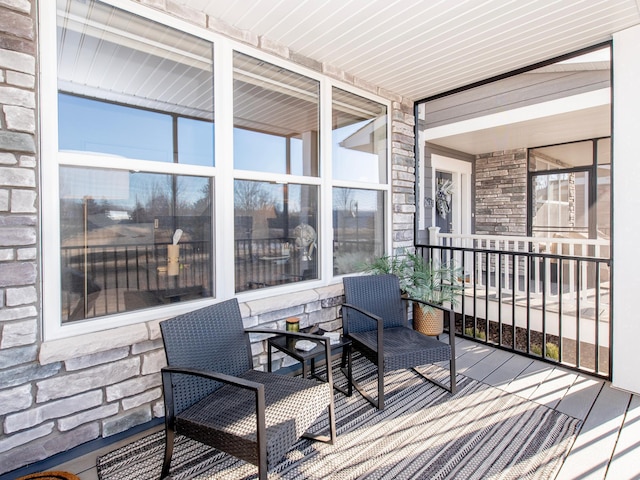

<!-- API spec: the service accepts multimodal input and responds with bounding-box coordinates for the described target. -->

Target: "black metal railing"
[416,243,612,379]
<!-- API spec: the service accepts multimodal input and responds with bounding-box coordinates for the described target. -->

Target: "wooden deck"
[50,337,640,479]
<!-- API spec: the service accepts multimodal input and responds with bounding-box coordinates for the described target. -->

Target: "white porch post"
[428,226,441,245]
[612,24,640,394]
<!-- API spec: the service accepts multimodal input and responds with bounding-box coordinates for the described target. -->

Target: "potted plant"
[358,251,414,293]
[405,252,464,336]
[360,250,464,336]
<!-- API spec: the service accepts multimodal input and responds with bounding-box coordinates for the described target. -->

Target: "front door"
[431,154,472,236]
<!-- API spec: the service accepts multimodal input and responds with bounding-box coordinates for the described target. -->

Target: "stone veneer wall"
[474,149,528,235]
[0,0,416,475]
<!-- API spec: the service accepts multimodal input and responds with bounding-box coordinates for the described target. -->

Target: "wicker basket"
[413,303,443,336]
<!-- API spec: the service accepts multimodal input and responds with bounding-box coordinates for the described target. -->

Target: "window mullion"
[215,40,236,300]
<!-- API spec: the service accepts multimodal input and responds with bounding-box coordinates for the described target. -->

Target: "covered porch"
[2,0,640,478]
[45,337,640,479]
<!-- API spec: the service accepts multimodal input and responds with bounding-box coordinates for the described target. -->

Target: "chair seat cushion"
[350,326,451,372]
[176,370,330,467]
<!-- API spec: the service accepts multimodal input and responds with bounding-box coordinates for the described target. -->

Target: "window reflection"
[333,188,385,274]
[59,167,213,322]
[234,180,318,291]
[332,88,387,183]
[233,52,319,176]
[57,0,215,166]
[58,94,214,166]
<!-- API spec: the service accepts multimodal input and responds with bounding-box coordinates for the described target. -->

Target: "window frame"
[39,0,392,340]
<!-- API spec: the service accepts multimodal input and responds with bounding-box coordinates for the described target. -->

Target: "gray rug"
[97,358,581,479]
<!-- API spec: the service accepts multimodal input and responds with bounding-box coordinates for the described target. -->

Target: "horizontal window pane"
[332,88,387,183]
[234,180,318,292]
[57,0,214,165]
[333,188,385,275]
[60,167,213,322]
[530,141,594,171]
[58,93,174,162]
[233,52,319,176]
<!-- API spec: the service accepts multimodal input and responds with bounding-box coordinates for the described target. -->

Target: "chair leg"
[412,364,456,394]
[161,428,174,479]
[377,362,384,410]
[328,399,336,444]
[449,358,457,394]
[258,464,267,480]
[348,359,385,410]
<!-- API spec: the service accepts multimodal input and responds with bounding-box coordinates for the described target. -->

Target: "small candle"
[286,317,300,332]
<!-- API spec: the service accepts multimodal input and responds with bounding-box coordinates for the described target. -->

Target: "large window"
[233,52,321,291]
[529,138,611,243]
[331,88,387,274]
[44,0,389,336]
[55,0,215,322]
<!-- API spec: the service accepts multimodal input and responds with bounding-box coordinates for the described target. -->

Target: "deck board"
[606,395,640,479]
[453,339,495,374]
[556,383,630,480]
[556,375,604,421]
[528,367,578,409]
[463,347,514,382]
[502,358,554,399]
[482,351,533,388]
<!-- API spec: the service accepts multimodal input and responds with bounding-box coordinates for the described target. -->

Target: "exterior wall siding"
[0,0,416,475]
[474,148,527,236]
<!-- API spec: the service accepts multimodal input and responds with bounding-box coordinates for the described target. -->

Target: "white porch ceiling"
[176,0,640,154]
[179,0,640,102]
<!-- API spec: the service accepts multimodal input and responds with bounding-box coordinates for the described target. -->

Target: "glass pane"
[58,94,174,162]
[234,180,319,292]
[178,117,215,166]
[332,88,387,183]
[233,52,319,175]
[59,167,213,322]
[530,140,594,171]
[531,171,589,237]
[57,0,214,165]
[333,188,385,275]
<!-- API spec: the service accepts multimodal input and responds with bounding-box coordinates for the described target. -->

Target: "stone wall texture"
[0,0,416,475]
[474,149,527,236]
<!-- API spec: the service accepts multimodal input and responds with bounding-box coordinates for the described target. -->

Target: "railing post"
[428,226,440,246]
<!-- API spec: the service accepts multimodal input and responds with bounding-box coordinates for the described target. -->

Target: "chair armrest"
[341,303,384,328]
[162,366,264,392]
[340,303,384,351]
[403,297,449,313]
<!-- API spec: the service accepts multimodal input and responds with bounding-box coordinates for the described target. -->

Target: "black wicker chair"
[159,298,336,480]
[342,274,456,410]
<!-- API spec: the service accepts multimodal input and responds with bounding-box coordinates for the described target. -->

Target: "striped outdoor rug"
[97,357,581,480]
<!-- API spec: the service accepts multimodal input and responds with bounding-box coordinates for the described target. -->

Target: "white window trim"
[39,0,393,340]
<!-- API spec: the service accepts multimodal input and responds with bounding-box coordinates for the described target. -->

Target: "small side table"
[267,331,352,396]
